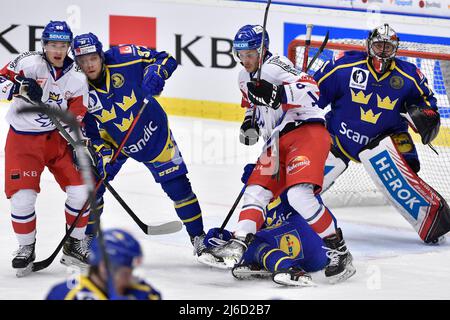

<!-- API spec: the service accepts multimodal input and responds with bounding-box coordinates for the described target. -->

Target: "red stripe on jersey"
[67,96,87,122]
[282,103,302,112]
[12,219,36,234]
[239,208,265,230]
[309,208,333,235]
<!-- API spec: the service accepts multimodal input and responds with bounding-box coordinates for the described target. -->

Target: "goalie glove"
[403,103,440,145]
[240,115,260,146]
[247,79,284,109]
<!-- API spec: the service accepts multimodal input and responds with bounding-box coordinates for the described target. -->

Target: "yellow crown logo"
[114,112,134,132]
[377,94,398,110]
[360,107,381,124]
[48,92,60,101]
[115,90,137,112]
[95,106,117,123]
[351,89,372,105]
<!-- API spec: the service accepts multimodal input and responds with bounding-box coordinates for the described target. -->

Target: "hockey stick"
[251,0,272,127]
[17,94,182,236]
[18,96,149,272]
[302,24,314,72]
[219,185,246,232]
[306,30,329,73]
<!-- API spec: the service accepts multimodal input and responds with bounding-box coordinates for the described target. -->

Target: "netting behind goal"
[288,39,450,206]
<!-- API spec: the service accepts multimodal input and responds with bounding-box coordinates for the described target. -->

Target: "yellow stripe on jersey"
[316,60,367,86]
[274,256,291,272]
[262,249,278,270]
[65,276,107,300]
[366,59,394,82]
[174,197,198,209]
[89,67,111,94]
[394,65,431,107]
[107,58,157,69]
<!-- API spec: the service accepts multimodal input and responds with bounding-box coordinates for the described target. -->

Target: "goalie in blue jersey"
[71,33,207,258]
[314,24,450,244]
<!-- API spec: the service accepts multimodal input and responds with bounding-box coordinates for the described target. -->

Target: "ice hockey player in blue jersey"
[46,229,161,300]
[201,166,329,287]
[314,24,450,244]
[71,33,207,256]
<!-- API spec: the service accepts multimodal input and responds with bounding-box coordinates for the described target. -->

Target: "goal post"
[288,38,450,207]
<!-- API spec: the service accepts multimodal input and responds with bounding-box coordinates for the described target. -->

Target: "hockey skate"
[323,228,356,284]
[198,234,254,269]
[12,243,36,277]
[232,264,272,280]
[60,236,90,269]
[191,232,207,257]
[272,267,316,287]
[425,235,447,245]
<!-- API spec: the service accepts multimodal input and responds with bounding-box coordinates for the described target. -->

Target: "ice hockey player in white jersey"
[0,21,90,276]
[198,25,355,284]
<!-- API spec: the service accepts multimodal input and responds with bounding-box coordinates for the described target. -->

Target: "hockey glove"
[92,143,121,181]
[204,227,234,249]
[14,76,43,103]
[142,64,167,96]
[240,115,260,146]
[247,79,284,109]
[404,103,440,145]
[241,163,256,184]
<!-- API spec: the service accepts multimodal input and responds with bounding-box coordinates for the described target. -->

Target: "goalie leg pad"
[359,136,450,242]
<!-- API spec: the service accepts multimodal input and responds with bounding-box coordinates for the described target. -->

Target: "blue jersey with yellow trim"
[46,276,161,300]
[313,51,437,161]
[84,44,177,162]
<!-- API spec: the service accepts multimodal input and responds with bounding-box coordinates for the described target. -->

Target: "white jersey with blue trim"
[238,53,326,141]
[0,51,88,134]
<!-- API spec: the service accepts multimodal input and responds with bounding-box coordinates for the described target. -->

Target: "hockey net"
[288,38,450,206]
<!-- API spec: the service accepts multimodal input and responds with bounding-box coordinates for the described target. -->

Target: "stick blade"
[147,221,183,235]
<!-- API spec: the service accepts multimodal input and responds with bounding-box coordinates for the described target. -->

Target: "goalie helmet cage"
[288,38,450,207]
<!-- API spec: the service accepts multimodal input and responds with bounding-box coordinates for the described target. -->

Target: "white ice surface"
[0,106,449,300]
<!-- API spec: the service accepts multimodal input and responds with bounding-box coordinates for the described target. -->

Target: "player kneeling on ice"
[71,33,207,257]
[314,24,450,244]
[202,191,330,287]
[0,21,91,276]
[198,25,356,283]
[46,228,161,300]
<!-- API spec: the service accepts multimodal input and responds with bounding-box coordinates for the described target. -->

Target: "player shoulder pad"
[8,51,42,71]
[332,50,366,66]
[394,58,426,84]
[105,45,140,64]
[266,54,301,76]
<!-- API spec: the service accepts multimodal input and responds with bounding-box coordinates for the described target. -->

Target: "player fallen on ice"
[198,25,356,284]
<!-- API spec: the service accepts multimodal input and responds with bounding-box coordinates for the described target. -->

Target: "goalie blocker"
[359,136,450,243]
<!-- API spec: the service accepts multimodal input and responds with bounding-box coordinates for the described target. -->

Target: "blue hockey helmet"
[42,21,73,43]
[233,24,269,53]
[71,32,104,59]
[89,229,143,268]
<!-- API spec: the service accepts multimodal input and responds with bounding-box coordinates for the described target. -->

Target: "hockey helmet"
[42,21,73,44]
[72,32,104,60]
[89,229,143,268]
[367,23,399,73]
[233,24,269,60]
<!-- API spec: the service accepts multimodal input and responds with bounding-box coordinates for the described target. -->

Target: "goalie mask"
[233,24,270,62]
[367,24,399,74]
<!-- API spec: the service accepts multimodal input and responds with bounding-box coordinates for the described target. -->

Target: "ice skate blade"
[326,265,356,284]
[272,273,316,287]
[197,252,233,269]
[60,254,89,270]
[232,267,272,280]
[15,263,33,278]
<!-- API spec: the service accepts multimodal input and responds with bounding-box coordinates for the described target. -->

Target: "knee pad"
[10,189,37,214]
[160,175,193,202]
[66,185,90,208]
[286,184,321,218]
